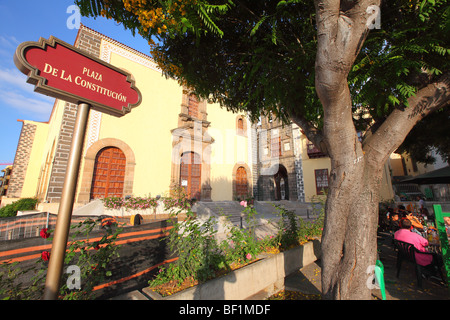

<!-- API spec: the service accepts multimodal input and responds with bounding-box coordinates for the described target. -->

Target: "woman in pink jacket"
[394,219,432,266]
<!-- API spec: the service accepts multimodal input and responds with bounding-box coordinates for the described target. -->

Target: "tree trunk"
[313,0,450,300]
[313,0,377,299]
[316,73,383,299]
[321,159,383,299]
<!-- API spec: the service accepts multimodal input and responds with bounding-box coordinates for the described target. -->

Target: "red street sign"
[14,36,141,117]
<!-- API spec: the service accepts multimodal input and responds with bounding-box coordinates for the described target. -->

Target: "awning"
[402,166,450,184]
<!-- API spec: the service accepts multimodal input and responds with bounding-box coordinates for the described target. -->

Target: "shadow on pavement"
[283,231,449,300]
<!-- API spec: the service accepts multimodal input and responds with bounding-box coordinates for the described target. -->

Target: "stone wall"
[256,119,300,201]
[46,103,78,202]
[7,122,37,198]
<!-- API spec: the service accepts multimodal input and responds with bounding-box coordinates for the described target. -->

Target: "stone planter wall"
[143,239,321,300]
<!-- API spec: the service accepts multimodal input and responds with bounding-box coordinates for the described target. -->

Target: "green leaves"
[250,15,268,36]
[197,4,224,37]
[0,198,38,217]
[350,0,449,130]
[396,83,416,99]
[151,201,325,294]
[151,208,223,285]
[418,0,441,22]
[59,217,123,300]
[430,43,449,56]
[76,0,448,159]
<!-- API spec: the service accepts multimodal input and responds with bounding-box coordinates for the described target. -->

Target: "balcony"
[307,142,326,158]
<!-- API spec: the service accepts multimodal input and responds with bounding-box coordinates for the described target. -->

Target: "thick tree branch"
[314,0,380,143]
[314,0,380,86]
[364,72,450,166]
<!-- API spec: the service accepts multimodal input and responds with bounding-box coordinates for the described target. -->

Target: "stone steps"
[198,201,246,218]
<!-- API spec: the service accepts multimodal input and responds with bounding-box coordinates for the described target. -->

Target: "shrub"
[220,206,263,265]
[149,198,325,296]
[273,205,301,250]
[273,200,324,250]
[0,198,38,217]
[102,196,159,211]
[150,205,226,287]
[59,218,123,300]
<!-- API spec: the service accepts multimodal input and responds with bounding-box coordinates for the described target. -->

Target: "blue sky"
[0,0,152,171]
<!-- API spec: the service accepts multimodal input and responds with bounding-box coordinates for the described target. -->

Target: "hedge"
[0,198,38,217]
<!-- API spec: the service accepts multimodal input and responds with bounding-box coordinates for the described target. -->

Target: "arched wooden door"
[90,147,126,199]
[180,152,201,200]
[236,166,248,199]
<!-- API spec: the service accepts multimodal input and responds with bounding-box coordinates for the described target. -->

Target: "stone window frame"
[236,115,247,136]
[179,89,207,123]
[188,94,199,118]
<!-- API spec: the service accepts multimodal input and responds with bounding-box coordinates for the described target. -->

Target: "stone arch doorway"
[274,165,289,200]
[90,147,126,199]
[77,138,135,204]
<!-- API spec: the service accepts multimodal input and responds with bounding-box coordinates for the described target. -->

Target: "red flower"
[41,251,50,261]
[40,228,50,239]
[94,243,100,250]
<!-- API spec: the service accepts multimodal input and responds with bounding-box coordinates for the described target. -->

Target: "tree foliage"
[76,0,320,124]
[348,0,450,163]
[77,0,449,158]
[350,0,450,144]
[396,107,450,164]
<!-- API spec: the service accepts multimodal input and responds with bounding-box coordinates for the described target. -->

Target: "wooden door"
[180,152,201,199]
[236,166,248,199]
[90,147,126,199]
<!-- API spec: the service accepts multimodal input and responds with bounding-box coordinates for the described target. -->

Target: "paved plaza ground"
[283,231,449,300]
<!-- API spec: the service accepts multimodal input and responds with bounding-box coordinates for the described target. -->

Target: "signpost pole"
[43,103,90,300]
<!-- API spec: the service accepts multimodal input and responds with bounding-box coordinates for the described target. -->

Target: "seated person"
[397,205,408,218]
[394,219,432,266]
[378,208,391,232]
[389,213,400,233]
